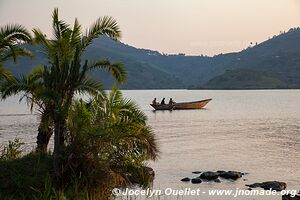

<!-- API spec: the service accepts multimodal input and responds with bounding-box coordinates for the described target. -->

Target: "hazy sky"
[1,0,299,55]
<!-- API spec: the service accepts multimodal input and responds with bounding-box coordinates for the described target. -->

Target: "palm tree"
[1,8,126,173]
[66,87,159,194]
[0,24,32,81]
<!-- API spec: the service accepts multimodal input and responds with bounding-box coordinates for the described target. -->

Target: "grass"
[0,151,177,200]
[0,140,113,200]
[0,152,53,199]
[0,150,99,200]
[0,131,158,199]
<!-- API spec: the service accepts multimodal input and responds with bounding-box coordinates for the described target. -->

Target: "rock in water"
[191,178,202,184]
[282,193,300,200]
[260,181,287,191]
[219,171,243,180]
[217,170,226,175]
[246,183,262,188]
[200,171,219,180]
[214,178,221,183]
[192,171,202,174]
[181,177,190,182]
[246,181,287,191]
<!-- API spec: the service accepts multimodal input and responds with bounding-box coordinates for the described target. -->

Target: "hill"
[201,28,300,89]
[4,27,300,89]
[202,69,288,89]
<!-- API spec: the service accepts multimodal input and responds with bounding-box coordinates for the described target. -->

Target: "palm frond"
[27,65,45,81]
[0,65,14,81]
[52,8,71,41]
[0,24,32,62]
[0,65,44,100]
[88,60,127,83]
[0,47,33,63]
[119,98,148,124]
[75,77,104,96]
[70,18,81,47]
[82,16,121,52]
[108,84,123,103]
[0,24,32,48]
[0,75,28,99]
[32,28,52,57]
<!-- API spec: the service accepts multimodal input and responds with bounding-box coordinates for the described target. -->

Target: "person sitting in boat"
[169,98,175,105]
[152,98,158,105]
[161,98,166,105]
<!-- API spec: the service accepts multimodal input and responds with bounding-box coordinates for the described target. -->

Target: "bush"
[61,88,159,198]
[0,152,53,199]
[0,138,24,161]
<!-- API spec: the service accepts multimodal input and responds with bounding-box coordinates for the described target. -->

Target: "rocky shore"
[180,170,294,193]
[181,170,245,184]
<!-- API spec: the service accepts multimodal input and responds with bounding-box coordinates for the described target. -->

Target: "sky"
[1,0,299,55]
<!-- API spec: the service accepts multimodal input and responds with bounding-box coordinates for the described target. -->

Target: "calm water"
[1,90,300,199]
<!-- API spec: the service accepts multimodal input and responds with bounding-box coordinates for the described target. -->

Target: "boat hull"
[150,104,174,110]
[150,99,212,110]
[174,99,212,110]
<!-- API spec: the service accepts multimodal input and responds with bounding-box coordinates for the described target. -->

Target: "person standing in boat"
[161,98,166,105]
[152,98,158,105]
[169,98,175,105]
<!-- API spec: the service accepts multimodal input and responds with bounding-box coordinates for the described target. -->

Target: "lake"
[1,90,300,199]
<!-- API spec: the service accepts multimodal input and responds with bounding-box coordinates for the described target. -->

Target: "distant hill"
[202,69,288,89]
[4,27,300,89]
[200,28,300,89]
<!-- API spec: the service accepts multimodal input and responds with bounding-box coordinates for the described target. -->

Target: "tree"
[0,24,32,81]
[65,87,159,196]
[1,8,126,174]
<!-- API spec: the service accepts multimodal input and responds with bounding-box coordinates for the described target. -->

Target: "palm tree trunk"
[36,124,52,153]
[36,111,53,153]
[53,116,66,176]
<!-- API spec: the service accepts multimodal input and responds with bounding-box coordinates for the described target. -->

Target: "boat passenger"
[152,98,158,105]
[169,98,175,105]
[161,98,166,105]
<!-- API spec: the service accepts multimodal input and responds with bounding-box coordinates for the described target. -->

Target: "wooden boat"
[150,99,212,110]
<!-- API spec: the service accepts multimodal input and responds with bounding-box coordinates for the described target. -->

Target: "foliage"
[0,150,94,200]
[0,24,32,81]
[0,152,53,199]
[0,138,24,161]
[62,87,159,197]
[0,88,159,199]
